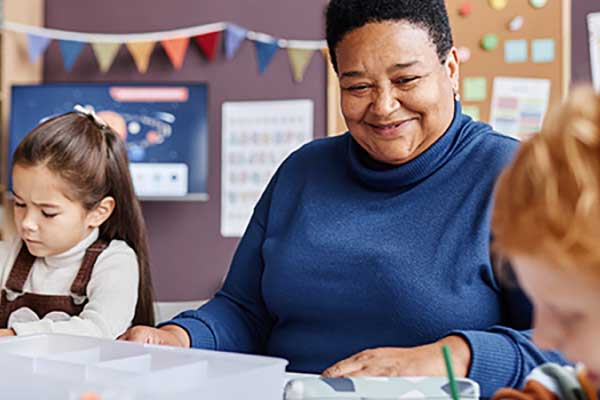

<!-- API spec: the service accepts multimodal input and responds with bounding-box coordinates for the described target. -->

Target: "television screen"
[8,83,208,200]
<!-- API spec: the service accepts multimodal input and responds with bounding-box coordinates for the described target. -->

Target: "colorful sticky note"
[529,0,548,9]
[504,40,528,63]
[463,105,480,121]
[532,39,555,63]
[481,34,499,51]
[463,77,487,102]
[488,0,508,11]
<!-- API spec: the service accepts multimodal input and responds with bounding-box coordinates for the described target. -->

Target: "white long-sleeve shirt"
[0,228,139,338]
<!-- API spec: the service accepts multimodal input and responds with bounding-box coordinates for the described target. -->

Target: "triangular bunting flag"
[27,34,52,64]
[58,40,85,71]
[224,24,248,60]
[126,41,156,74]
[161,37,190,70]
[194,31,220,61]
[254,40,279,75]
[287,48,315,82]
[91,42,121,73]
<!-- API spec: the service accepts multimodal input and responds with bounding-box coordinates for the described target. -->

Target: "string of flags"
[0,21,329,82]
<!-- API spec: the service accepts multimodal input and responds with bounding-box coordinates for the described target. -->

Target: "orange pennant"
[194,31,221,61]
[126,41,156,73]
[161,37,190,70]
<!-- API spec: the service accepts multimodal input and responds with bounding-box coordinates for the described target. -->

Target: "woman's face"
[335,21,459,165]
[512,255,600,387]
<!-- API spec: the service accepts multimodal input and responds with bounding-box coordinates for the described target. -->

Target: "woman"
[121,0,565,396]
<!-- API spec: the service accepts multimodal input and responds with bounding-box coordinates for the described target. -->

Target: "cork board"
[326,0,571,136]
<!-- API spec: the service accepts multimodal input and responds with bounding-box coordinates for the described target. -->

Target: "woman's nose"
[371,87,400,117]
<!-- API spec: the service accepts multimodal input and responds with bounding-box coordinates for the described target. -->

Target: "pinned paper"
[58,40,85,71]
[458,3,472,17]
[288,48,315,82]
[457,46,472,63]
[508,16,524,32]
[91,42,121,73]
[463,77,487,102]
[504,40,527,63]
[126,41,156,73]
[161,37,190,70]
[225,24,248,60]
[529,0,548,9]
[589,13,600,92]
[27,34,51,63]
[463,105,480,121]
[532,39,555,63]
[194,31,221,61]
[481,34,499,51]
[488,0,508,11]
[254,40,279,75]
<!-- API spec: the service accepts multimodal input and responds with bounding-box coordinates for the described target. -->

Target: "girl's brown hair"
[12,111,155,326]
[493,86,600,275]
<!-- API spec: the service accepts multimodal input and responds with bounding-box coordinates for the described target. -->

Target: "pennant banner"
[254,40,279,75]
[161,37,190,70]
[126,41,156,74]
[27,34,51,64]
[194,31,220,61]
[92,42,121,73]
[225,24,248,60]
[287,48,315,82]
[58,40,85,71]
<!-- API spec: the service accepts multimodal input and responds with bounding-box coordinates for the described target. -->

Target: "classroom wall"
[572,1,600,84]
[43,0,329,300]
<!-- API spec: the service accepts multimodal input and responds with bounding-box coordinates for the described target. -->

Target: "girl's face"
[12,164,101,257]
[512,255,600,387]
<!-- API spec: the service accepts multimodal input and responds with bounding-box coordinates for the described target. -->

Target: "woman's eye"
[41,211,58,218]
[345,85,370,92]
[394,77,419,85]
[14,202,26,208]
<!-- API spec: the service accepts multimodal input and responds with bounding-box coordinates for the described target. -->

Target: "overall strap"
[70,239,109,297]
[5,243,36,293]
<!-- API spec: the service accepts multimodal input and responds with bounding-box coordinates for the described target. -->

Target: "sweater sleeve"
[449,286,568,398]
[11,241,139,339]
[162,172,278,354]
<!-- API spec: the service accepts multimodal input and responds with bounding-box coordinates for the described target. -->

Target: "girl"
[492,86,600,400]
[0,105,155,338]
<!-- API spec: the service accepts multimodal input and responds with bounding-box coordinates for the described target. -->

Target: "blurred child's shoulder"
[96,239,138,266]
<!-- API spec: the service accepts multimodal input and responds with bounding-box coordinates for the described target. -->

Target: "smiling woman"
[120,0,566,397]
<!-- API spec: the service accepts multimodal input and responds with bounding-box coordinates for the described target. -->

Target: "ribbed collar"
[347,100,465,191]
[42,228,100,269]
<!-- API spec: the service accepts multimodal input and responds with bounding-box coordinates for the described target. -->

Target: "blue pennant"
[58,40,85,71]
[27,34,52,63]
[254,40,279,75]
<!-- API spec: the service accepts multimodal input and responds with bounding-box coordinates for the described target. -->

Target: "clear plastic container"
[0,334,288,400]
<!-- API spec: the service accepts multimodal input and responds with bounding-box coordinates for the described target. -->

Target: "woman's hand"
[0,328,16,337]
[322,335,471,378]
[118,325,191,348]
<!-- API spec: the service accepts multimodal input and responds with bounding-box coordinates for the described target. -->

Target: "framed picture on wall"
[8,83,209,201]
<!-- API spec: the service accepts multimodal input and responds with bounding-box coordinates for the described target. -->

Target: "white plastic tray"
[0,334,288,400]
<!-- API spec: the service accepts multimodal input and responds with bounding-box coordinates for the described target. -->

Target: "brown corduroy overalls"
[0,240,108,328]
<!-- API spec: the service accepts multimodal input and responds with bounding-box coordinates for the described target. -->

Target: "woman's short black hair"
[325,0,454,72]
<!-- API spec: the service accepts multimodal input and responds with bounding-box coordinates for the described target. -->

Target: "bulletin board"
[326,0,571,138]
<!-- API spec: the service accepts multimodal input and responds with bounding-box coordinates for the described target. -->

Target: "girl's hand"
[118,325,190,348]
[0,328,16,337]
[322,335,471,378]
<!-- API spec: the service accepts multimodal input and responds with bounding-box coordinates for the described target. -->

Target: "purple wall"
[44,0,329,300]
[572,1,600,84]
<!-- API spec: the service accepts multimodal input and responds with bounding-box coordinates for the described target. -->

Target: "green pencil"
[442,344,460,400]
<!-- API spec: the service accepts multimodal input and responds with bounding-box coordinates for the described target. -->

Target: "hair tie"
[73,104,108,129]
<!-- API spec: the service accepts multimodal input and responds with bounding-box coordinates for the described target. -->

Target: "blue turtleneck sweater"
[168,102,565,397]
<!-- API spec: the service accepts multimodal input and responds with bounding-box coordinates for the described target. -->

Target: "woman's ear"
[445,47,460,95]
[87,196,115,228]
